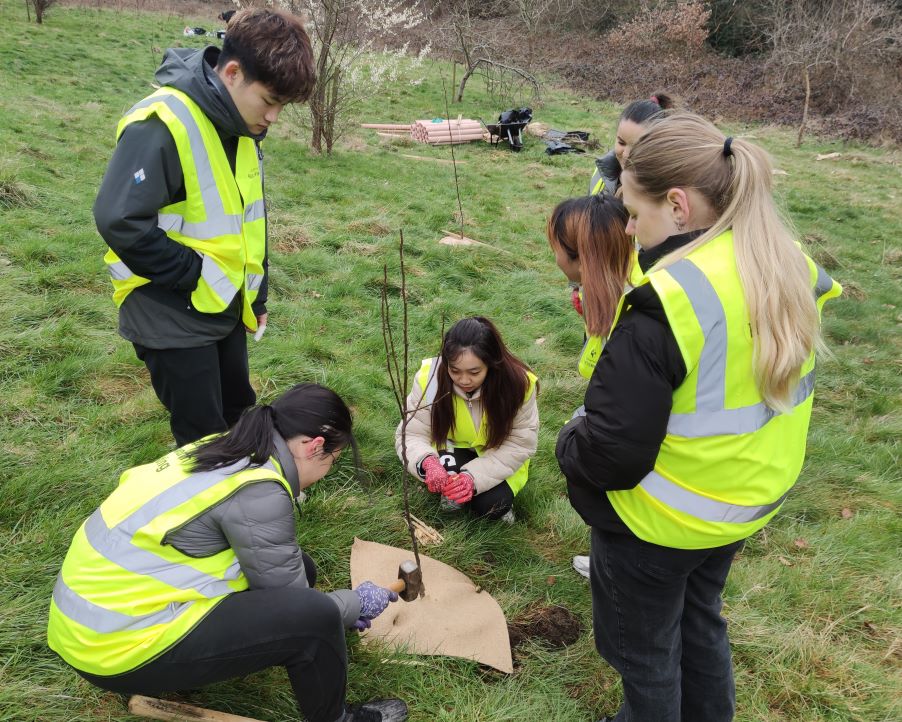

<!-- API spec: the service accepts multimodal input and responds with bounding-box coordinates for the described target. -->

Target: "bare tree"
[437,0,539,103]
[233,0,428,154]
[29,0,57,24]
[508,0,572,68]
[299,0,428,153]
[766,0,902,146]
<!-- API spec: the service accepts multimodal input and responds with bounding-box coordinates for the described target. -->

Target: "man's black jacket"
[94,46,268,349]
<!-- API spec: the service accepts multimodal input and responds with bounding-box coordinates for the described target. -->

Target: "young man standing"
[95,8,313,445]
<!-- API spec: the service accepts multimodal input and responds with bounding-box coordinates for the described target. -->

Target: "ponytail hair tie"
[723,136,734,157]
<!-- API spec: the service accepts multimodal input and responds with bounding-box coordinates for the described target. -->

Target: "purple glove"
[353,581,398,630]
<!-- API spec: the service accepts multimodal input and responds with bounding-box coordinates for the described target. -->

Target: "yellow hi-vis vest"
[47,446,291,675]
[103,87,267,331]
[577,251,645,379]
[415,357,538,495]
[606,230,841,549]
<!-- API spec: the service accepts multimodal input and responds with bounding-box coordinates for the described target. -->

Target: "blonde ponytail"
[624,113,821,412]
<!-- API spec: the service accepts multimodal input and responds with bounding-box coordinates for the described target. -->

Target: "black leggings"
[437,447,515,520]
[76,555,348,722]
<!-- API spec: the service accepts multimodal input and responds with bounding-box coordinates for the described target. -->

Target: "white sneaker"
[498,509,515,525]
[572,554,591,579]
[440,496,464,512]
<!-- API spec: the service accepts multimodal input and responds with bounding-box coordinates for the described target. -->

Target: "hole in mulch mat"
[507,603,582,649]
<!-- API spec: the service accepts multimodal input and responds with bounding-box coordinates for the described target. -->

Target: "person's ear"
[306,436,326,458]
[665,188,690,228]
[219,60,243,88]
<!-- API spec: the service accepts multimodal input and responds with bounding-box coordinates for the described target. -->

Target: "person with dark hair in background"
[395,317,539,523]
[95,8,316,446]
[589,92,675,197]
[48,383,409,722]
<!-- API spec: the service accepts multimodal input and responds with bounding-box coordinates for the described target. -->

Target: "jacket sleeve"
[395,379,438,478]
[217,481,309,590]
[463,389,539,494]
[252,147,268,316]
[251,244,268,316]
[94,119,201,291]
[556,308,685,492]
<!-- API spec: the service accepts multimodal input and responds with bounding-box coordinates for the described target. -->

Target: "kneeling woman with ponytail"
[48,384,408,722]
[396,317,539,523]
[557,113,841,721]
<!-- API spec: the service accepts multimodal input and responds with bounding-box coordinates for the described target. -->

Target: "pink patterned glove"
[443,472,475,504]
[571,288,583,316]
[421,455,450,494]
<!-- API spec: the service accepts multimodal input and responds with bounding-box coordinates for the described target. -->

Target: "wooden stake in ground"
[128,696,265,722]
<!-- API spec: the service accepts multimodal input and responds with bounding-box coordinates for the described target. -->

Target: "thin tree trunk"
[25,0,31,22]
[456,64,475,103]
[796,66,811,148]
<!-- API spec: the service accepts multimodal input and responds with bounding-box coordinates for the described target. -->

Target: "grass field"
[1,1,900,720]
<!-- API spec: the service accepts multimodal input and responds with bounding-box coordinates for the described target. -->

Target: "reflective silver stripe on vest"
[245,199,265,223]
[53,458,277,632]
[53,574,194,632]
[246,273,264,293]
[200,252,239,303]
[664,259,815,438]
[667,260,726,412]
[814,263,834,301]
[107,261,134,281]
[157,212,242,241]
[128,93,244,239]
[668,368,816,437]
[639,471,788,523]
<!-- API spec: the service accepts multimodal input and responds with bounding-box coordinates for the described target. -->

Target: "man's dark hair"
[219,8,315,103]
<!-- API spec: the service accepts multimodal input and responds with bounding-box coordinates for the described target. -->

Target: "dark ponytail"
[620,91,674,126]
[186,383,357,473]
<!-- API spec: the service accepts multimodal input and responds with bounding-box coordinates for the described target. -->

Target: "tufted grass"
[0,1,899,720]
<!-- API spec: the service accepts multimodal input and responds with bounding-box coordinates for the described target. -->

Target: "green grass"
[1,1,900,720]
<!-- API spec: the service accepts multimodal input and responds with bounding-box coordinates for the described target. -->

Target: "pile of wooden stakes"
[361,118,485,145]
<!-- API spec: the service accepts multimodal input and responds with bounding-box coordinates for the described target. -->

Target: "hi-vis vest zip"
[103,87,267,331]
[606,230,841,549]
[577,252,645,379]
[47,446,291,676]
[416,358,538,495]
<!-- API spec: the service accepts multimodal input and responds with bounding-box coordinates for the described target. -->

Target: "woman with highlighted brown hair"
[546,194,634,580]
[396,317,539,523]
[547,194,634,381]
[558,113,841,721]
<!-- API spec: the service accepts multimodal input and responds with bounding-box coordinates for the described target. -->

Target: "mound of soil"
[508,603,582,649]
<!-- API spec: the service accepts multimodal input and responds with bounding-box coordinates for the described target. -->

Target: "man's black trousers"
[134,322,256,446]
[76,555,350,722]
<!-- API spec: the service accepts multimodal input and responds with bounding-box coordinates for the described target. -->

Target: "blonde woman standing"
[557,113,841,721]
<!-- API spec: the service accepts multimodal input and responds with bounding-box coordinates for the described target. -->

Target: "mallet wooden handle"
[128,695,265,722]
[386,578,406,594]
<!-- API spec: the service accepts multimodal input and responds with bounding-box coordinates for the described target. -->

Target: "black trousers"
[437,447,515,520]
[134,322,256,446]
[590,528,744,722]
[77,555,349,722]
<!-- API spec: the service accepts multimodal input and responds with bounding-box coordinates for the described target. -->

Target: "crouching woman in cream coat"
[395,317,539,523]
